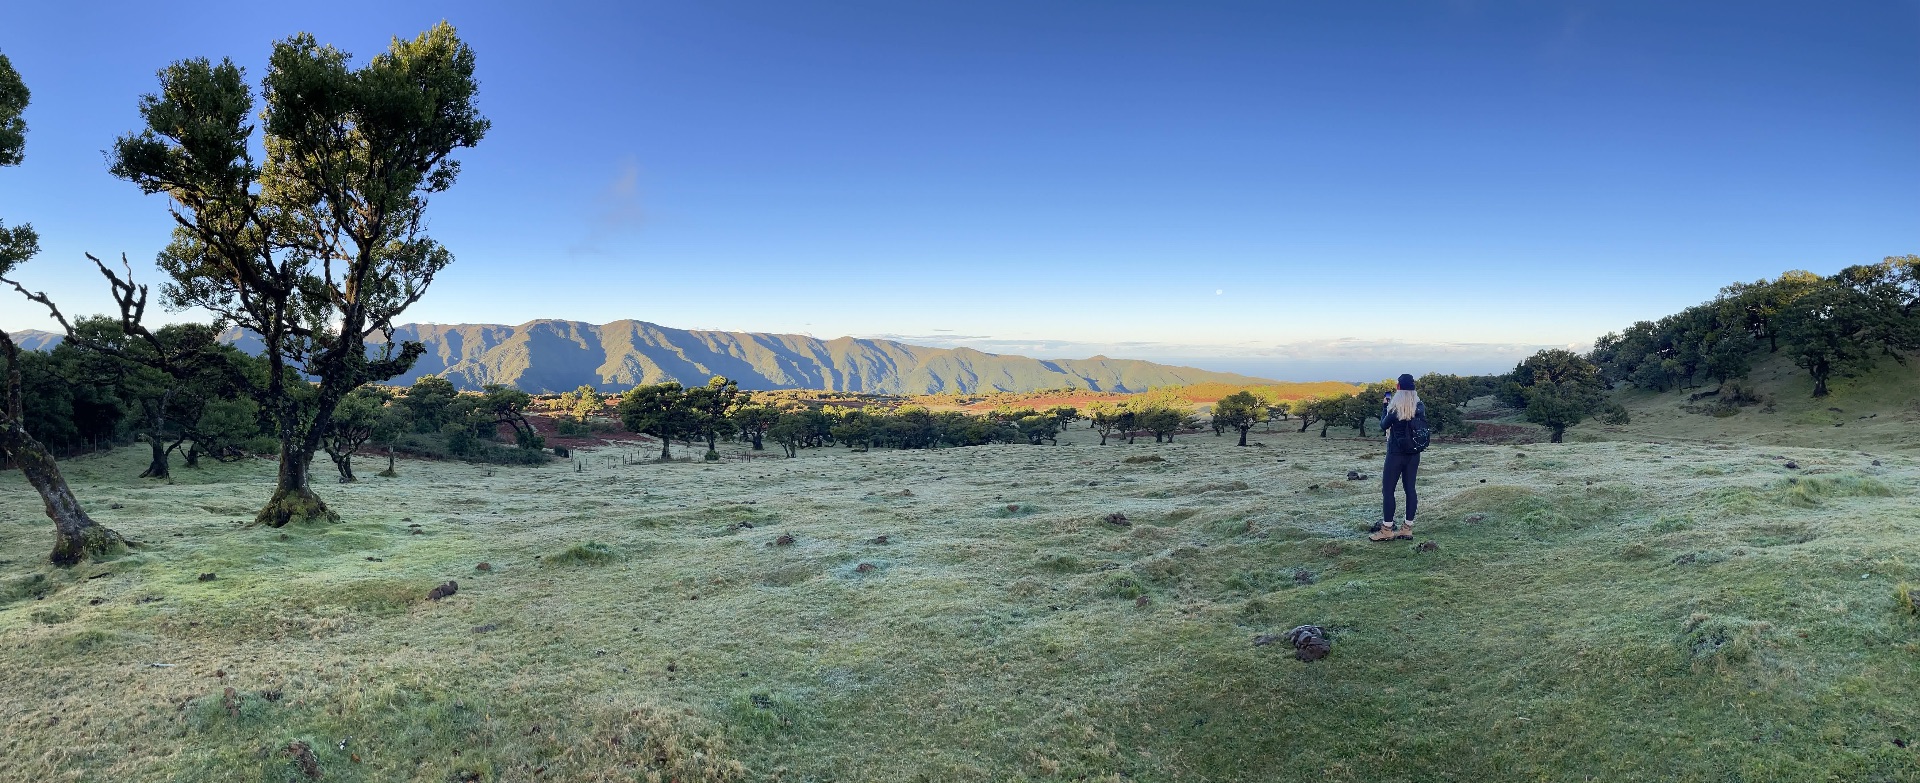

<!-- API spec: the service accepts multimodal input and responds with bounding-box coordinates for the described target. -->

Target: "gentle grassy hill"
[2,421,1917,780]
[1581,351,1920,453]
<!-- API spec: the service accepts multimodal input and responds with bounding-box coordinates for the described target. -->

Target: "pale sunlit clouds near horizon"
[2,2,1914,380]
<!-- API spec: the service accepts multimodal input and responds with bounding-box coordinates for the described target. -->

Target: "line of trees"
[1256,373,1491,442]
[607,376,1090,459]
[1,342,553,485]
[1589,258,1919,398]
[1488,256,1916,442]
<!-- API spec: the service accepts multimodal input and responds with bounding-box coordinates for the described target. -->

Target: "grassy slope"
[1585,350,1920,453]
[2,422,1918,781]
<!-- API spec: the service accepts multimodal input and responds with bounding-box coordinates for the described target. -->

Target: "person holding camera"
[1369,373,1430,542]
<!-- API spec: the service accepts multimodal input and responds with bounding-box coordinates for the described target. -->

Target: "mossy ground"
[2,419,1918,781]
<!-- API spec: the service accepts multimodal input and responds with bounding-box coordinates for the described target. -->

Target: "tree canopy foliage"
[1589,259,1919,398]
[68,23,490,527]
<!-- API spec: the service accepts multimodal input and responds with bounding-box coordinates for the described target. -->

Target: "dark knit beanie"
[1397,374,1416,390]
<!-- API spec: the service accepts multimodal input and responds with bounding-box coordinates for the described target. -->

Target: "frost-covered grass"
[2,425,1918,781]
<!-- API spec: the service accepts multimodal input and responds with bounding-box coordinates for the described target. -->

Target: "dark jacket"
[1381,401,1428,455]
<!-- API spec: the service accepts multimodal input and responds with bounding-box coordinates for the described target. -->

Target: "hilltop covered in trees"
[1489,256,1918,441]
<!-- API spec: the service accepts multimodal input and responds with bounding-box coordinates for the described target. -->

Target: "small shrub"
[546,541,620,566]
[1102,574,1147,600]
[442,423,477,455]
[1722,379,1764,406]
[1619,542,1654,560]
[1898,583,1918,617]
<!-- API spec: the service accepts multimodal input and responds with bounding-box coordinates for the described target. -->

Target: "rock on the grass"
[426,581,458,601]
[1284,624,1331,662]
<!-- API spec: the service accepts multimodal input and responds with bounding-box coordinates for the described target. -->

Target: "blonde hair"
[1389,389,1419,421]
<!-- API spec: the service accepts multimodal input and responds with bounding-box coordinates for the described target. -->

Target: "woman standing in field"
[1370,374,1429,542]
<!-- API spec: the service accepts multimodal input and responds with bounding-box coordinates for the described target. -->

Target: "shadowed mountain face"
[14,321,1278,393]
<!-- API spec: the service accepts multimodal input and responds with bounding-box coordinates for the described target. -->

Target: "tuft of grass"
[545,540,620,566]
[30,606,75,625]
[1035,552,1089,573]
[1101,573,1148,599]
[1898,583,1918,617]
[1774,474,1897,507]
[1680,614,1770,674]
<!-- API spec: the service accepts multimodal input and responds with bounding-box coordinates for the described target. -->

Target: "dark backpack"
[1398,416,1432,453]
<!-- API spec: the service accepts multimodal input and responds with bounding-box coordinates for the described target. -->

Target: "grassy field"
[1592,352,1920,453]
[3,407,1919,781]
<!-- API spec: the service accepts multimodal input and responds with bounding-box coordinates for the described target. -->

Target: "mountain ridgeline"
[19,320,1276,394]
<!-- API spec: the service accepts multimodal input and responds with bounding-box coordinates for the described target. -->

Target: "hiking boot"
[1368,523,1398,542]
[1394,522,1415,540]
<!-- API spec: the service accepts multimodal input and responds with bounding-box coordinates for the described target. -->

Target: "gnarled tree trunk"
[7,434,127,565]
[138,389,175,480]
[2,331,126,566]
[257,439,336,527]
[327,448,356,483]
[141,436,170,480]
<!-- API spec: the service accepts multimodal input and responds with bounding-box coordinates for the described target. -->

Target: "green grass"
[544,540,621,566]
[2,424,1919,781]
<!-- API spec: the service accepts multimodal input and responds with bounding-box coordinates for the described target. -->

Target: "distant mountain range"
[11,320,1277,394]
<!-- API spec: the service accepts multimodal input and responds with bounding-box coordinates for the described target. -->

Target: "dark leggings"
[1382,450,1420,524]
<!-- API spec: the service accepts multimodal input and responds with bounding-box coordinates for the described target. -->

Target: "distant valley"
[13,320,1277,394]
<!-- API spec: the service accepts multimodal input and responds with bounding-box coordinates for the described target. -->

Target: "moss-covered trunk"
[257,444,337,527]
[5,430,127,566]
[3,330,127,565]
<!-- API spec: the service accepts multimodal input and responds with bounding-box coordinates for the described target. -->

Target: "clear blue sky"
[2,1,1915,379]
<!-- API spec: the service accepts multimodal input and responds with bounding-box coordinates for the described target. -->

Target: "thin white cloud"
[568,156,646,256]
